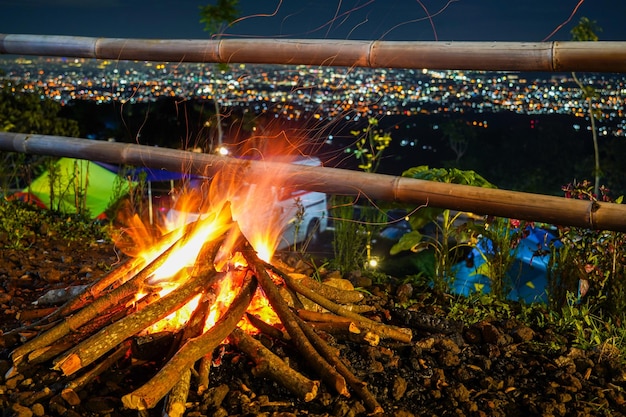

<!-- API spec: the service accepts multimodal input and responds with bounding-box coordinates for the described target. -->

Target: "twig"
[61,340,131,402]
[293,314,383,414]
[243,248,349,397]
[276,266,413,344]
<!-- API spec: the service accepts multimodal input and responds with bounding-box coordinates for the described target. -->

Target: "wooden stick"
[308,320,361,335]
[293,315,383,414]
[1,35,626,72]
[243,248,349,397]
[282,272,364,305]
[53,267,221,376]
[230,327,319,402]
[296,310,355,324]
[196,355,212,395]
[121,270,257,411]
[245,312,285,341]
[11,226,219,368]
[275,265,413,343]
[2,132,626,232]
[61,340,131,402]
[162,367,191,417]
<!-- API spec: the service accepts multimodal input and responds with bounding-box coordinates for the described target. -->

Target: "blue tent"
[450,227,560,303]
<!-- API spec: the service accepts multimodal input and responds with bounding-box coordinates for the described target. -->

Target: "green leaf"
[390,230,425,255]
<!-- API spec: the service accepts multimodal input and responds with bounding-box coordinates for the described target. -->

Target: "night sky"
[0,0,624,42]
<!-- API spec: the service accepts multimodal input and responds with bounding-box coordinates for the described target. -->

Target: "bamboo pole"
[1,34,626,72]
[1,131,624,232]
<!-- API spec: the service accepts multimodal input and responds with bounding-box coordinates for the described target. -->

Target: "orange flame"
[118,132,305,335]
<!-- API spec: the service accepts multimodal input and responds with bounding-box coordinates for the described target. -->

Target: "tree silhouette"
[199,0,240,152]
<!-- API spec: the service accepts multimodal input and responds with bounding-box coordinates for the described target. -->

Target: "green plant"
[348,117,392,173]
[548,180,626,317]
[390,166,494,294]
[446,292,513,326]
[0,198,109,249]
[330,195,369,273]
[71,159,90,217]
[332,118,392,274]
[473,217,530,301]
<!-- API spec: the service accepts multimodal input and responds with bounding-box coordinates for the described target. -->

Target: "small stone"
[11,403,33,417]
[392,375,408,400]
[512,324,535,342]
[43,269,63,283]
[395,283,413,302]
[78,265,93,276]
[30,403,45,417]
[479,321,507,345]
[322,277,355,291]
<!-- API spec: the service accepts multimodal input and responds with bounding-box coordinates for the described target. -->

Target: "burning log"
[121,270,257,410]
[52,266,221,376]
[245,312,285,340]
[10,220,219,370]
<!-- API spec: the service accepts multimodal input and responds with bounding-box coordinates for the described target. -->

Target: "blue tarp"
[451,227,560,303]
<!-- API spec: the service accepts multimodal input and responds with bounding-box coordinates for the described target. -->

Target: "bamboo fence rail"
[1,34,626,72]
[1,131,625,232]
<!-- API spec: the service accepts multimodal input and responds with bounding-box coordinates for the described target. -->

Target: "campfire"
[3,158,413,416]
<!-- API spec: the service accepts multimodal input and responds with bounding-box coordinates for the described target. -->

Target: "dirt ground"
[2,231,626,417]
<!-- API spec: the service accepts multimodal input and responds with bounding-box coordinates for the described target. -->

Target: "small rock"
[322,277,355,291]
[78,265,93,276]
[203,384,229,410]
[463,326,482,344]
[11,403,33,417]
[512,324,535,342]
[395,283,413,303]
[0,292,11,304]
[43,269,63,283]
[392,375,408,400]
[30,403,45,417]
[479,321,507,345]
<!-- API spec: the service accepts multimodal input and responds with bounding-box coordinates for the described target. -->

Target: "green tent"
[23,157,129,218]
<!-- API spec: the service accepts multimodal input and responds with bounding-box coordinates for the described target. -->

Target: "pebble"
[11,403,32,417]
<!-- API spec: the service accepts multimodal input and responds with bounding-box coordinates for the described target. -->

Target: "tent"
[17,157,205,220]
[450,227,560,303]
[19,157,131,219]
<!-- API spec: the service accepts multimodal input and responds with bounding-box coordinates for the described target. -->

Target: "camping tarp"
[450,227,560,303]
[22,157,130,218]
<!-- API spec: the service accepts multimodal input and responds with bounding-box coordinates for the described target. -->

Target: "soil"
[1,232,626,417]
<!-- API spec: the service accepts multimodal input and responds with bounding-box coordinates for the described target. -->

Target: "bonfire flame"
[116,151,301,335]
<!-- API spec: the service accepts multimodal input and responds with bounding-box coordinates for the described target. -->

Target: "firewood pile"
[1,213,413,416]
